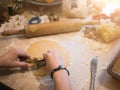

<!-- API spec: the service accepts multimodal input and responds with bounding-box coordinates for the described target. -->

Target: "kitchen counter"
[0,30,120,90]
[0,2,120,90]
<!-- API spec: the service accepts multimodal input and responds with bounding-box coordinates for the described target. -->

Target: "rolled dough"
[27,40,70,76]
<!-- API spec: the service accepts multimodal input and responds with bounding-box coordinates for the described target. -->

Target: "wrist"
[49,64,59,72]
[50,65,70,79]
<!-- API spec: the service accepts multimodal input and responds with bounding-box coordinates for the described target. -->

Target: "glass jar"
[8,0,24,16]
[0,0,9,24]
[62,0,89,19]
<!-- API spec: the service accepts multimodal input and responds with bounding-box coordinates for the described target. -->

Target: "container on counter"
[8,0,24,16]
[0,0,9,25]
[62,0,89,19]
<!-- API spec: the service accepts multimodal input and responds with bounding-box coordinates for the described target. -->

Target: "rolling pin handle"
[1,30,25,36]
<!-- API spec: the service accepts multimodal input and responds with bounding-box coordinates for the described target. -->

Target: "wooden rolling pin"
[1,20,99,37]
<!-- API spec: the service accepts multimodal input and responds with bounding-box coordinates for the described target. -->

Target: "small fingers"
[47,50,54,53]
[43,50,54,58]
[15,61,28,68]
[43,50,59,71]
[16,48,29,57]
[11,47,29,58]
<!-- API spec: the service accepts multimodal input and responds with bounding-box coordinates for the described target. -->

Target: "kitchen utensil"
[1,20,99,38]
[26,57,46,70]
[107,50,120,80]
[90,56,98,90]
[29,16,41,25]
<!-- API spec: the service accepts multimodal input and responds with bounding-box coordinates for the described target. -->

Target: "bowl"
[27,0,62,6]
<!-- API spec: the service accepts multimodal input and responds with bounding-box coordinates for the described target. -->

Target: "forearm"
[53,70,72,90]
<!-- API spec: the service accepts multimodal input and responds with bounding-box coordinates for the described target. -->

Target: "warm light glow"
[102,1,120,16]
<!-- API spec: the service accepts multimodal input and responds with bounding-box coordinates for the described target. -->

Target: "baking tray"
[107,50,120,80]
[27,0,62,6]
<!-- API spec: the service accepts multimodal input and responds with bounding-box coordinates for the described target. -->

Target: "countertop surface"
[0,2,120,90]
